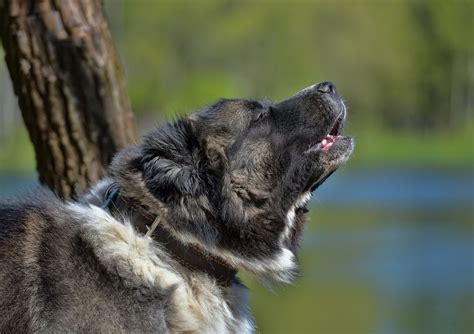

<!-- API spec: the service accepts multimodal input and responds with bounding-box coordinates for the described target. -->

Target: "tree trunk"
[0,0,137,199]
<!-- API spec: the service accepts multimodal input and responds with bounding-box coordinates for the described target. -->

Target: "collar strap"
[102,185,237,286]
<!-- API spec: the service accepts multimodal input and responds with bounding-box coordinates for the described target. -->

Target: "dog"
[0,82,353,333]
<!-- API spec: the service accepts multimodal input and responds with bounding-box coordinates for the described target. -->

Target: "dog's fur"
[0,82,353,333]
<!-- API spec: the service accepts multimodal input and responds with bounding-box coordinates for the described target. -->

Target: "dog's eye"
[255,112,266,121]
[252,112,267,123]
[252,107,271,123]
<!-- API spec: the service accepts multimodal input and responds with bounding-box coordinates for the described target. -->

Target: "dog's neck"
[100,183,238,286]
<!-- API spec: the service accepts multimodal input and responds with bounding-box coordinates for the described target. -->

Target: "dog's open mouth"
[302,107,353,195]
[304,109,348,155]
[320,111,345,150]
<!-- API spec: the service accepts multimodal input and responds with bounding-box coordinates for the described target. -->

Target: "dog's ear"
[110,119,206,203]
[140,119,205,202]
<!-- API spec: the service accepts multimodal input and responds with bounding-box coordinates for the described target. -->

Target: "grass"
[348,121,474,169]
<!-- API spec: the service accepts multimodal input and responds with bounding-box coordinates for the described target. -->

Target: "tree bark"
[0,0,137,199]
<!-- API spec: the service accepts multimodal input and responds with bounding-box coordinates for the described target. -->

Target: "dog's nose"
[315,81,337,94]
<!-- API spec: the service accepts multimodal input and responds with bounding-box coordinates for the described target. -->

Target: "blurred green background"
[0,0,473,333]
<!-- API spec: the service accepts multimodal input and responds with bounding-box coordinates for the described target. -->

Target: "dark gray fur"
[0,82,353,333]
[0,191,170,333]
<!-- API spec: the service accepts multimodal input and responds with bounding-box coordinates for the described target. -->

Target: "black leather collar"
[102,185,237,286]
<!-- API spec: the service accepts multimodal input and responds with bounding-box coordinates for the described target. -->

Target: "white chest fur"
[69,203,254,334]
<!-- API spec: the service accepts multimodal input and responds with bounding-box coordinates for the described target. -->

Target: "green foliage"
[1,0,473,170]
[111,0,472,129]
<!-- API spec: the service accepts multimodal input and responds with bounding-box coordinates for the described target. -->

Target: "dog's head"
[111,82,354,282]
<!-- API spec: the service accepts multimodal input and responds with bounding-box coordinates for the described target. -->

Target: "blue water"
[2,168,473,207]
[315,167,474,209]
[0,173,38,197]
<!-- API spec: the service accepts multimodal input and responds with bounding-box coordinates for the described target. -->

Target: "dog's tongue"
[321,135,335,150]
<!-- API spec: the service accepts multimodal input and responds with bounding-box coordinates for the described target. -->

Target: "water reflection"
[247,168,473,334]
[0,168,473,333]
[315,167,474,209]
